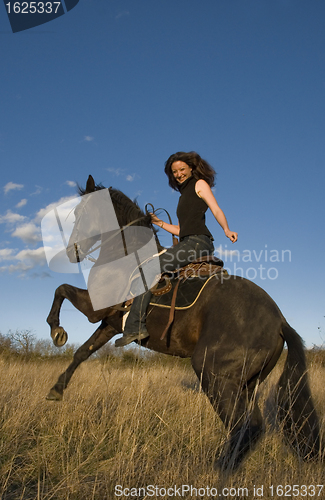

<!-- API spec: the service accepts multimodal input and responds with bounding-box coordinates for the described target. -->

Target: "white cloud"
[107,167,125,177]
[29,271,52,279]
[0,195,79,277]
[4,182,24,195]
[84,136,94,142]
[12,222,42,244]
[0,262,32,275]
[16,199,28,208]
[30,186,43,196]
[35,195,77,222]
[66,180,76,188]
[0,210,26,225]
[0,248,15,261]
[0,191,82,278]
[15,247,46,265]
[107,168,136,182]
[0,246,47,276]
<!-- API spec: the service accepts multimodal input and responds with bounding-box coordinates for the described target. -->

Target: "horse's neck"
[95,191,164,261]
[95,225,164,268]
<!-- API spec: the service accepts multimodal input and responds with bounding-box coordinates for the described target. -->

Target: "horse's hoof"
[46,388,63,401]
[52,327,68,347]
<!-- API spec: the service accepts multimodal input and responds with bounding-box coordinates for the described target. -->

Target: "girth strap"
[160,279,181,340]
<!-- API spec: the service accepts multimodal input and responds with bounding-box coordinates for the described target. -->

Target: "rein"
[145,203,178,247]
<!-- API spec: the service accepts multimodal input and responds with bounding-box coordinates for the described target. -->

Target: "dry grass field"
[0,348,324,499]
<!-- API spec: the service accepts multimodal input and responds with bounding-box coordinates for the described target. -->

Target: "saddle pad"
[149,273,220,310]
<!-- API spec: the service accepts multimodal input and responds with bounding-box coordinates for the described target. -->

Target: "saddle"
[150,256,227,340]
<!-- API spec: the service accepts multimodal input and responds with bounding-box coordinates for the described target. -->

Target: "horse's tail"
[277,322,322,461]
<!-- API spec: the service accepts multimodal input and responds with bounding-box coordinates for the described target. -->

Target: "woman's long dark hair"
[164,151,216,191]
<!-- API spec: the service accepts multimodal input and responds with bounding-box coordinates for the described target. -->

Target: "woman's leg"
[115,235,214,346]
[159,235,214,273]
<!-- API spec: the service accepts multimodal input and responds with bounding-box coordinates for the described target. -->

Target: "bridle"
[73,215,150,263]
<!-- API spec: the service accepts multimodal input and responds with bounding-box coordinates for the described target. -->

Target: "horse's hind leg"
[46,320,117,401]
[217,390,263,472]
[47,284,96,346]
[191,349,264,471]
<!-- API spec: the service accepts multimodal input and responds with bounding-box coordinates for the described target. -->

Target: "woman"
[115,151,238,347]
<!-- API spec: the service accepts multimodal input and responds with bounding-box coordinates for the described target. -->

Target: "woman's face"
[171,161,192,184]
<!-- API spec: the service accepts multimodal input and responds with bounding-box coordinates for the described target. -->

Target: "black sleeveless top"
[176,176,213,240]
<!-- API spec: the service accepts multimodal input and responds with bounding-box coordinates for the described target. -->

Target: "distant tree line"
[0,330,77,360]
[0,329,324,367]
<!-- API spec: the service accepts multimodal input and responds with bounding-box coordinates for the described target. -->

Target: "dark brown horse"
[46,175,321,471]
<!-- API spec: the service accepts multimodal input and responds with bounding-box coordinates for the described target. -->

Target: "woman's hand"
[150,213,180,236]
[150,213,163,226]
[225,229,238,243]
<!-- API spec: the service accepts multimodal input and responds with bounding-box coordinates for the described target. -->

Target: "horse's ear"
[85,175,95,194]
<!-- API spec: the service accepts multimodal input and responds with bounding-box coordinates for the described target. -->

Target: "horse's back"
[194,275,284,348]
[146,275,285,359]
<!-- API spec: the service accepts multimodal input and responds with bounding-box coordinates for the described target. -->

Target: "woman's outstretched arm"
[195,179,238,243]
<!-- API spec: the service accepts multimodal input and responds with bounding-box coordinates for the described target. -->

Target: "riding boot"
[115,289,152,347]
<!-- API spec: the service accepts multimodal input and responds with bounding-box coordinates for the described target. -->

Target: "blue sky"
[0,0,324,347]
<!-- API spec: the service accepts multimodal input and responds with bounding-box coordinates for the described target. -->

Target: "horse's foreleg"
[47,284,99,346]
[46,320,117,401]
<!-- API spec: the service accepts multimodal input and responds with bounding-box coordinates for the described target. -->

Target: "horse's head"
[64,174,165,311]
[66,175,105,263]
[66,174,164,268]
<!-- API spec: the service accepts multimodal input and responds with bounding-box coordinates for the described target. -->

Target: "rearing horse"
[46,175,322,471]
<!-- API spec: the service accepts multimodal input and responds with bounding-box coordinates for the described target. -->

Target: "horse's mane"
[76,179,164,251]
[77,181,152,229]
